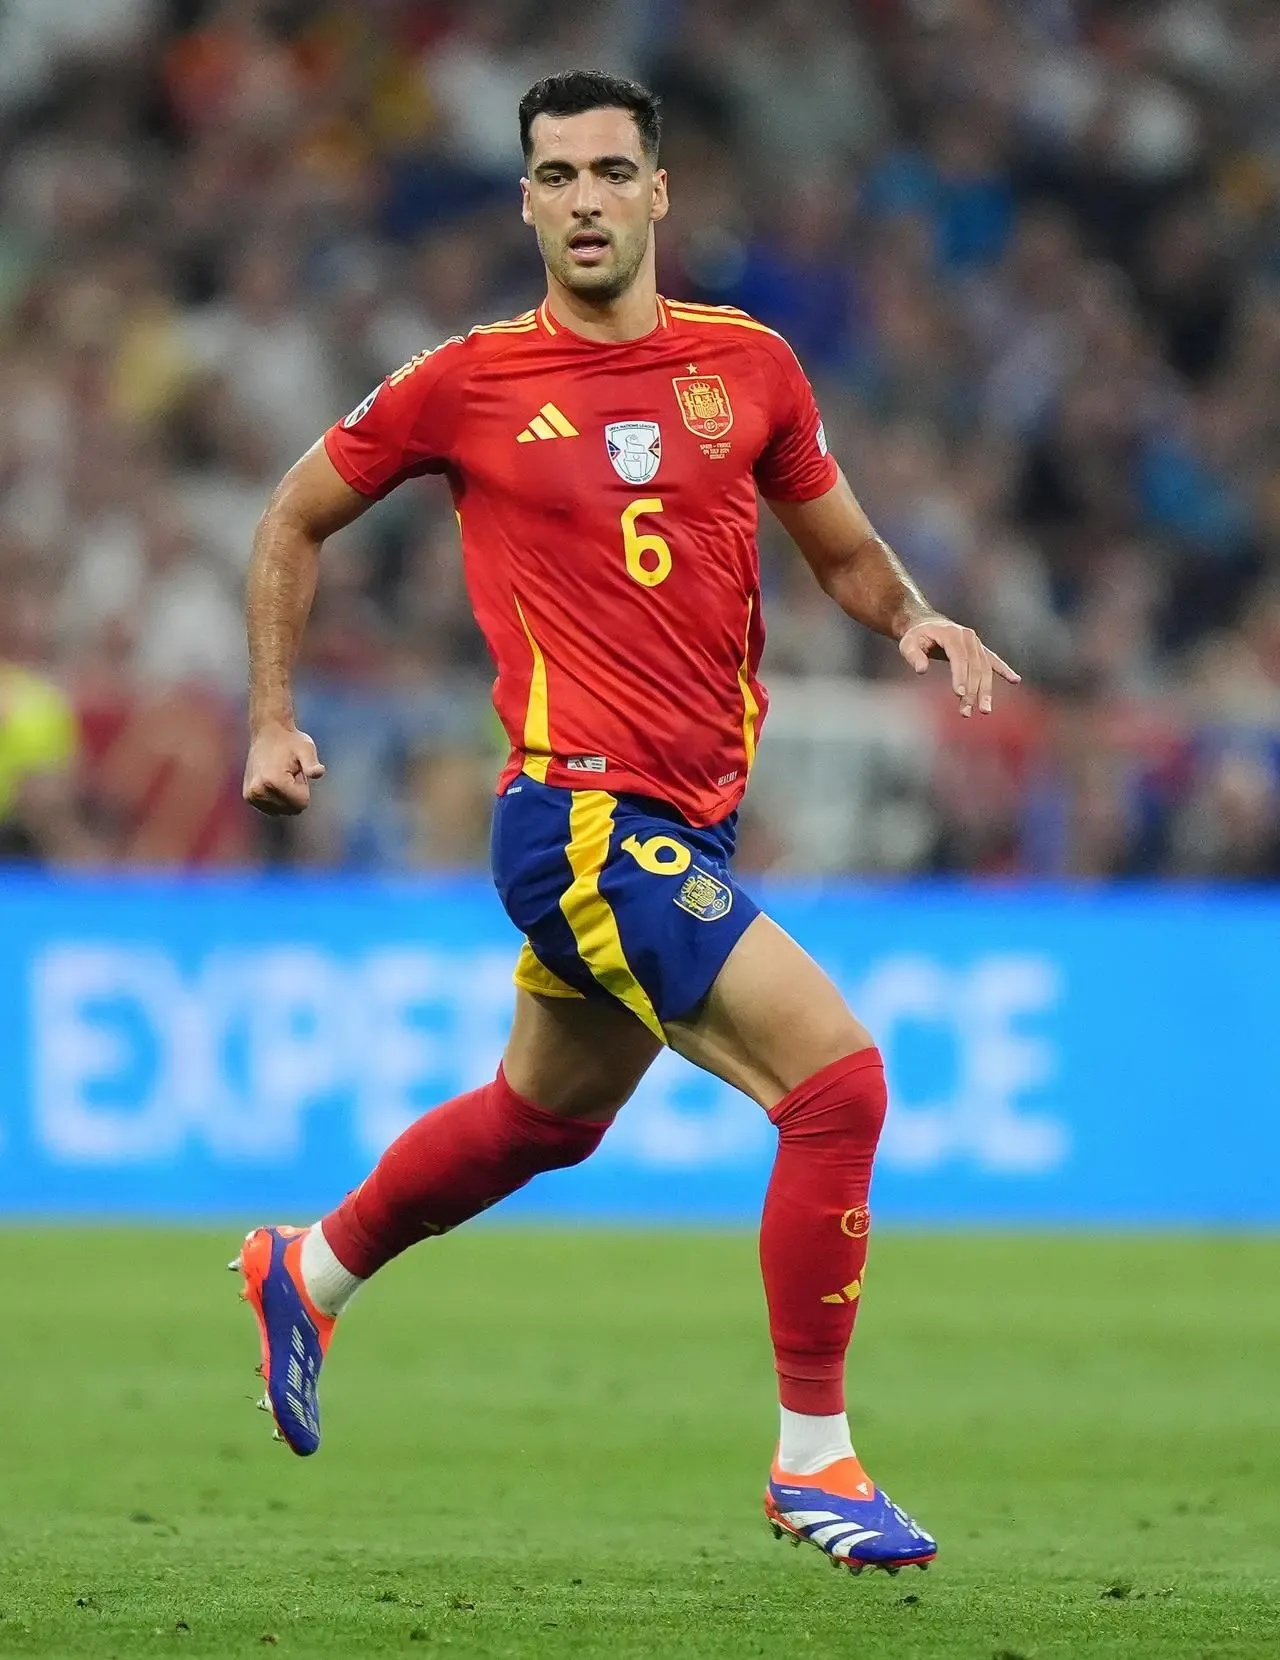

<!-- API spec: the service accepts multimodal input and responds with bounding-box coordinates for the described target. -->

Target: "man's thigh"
[665,913,873,1111]
[502,988,662,1121]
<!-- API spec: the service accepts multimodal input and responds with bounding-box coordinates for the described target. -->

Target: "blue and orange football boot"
[229,1225,335,1456]
[765,1454,937,1574]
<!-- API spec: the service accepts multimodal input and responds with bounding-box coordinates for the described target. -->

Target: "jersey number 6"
[621,833,691,875]
[621,498,672,588]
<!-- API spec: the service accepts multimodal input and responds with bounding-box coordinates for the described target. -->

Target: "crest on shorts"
[672,374,733,439]
[674,866,733,922]
[605,420,662,484]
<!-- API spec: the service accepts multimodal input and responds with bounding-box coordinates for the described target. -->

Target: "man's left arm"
[766,468,1020,718]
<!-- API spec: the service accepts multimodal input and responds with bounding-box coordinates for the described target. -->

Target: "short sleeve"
[753,337,838,503]
[323,336,468,500]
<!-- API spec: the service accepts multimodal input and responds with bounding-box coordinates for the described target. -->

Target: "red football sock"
[322,1067,611,1279]
[760,1048,888,1417]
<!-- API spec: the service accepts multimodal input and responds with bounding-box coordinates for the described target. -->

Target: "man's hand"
[899,616,1021,717]
[243,723,326,815]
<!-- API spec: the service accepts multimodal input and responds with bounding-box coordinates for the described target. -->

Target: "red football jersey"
[323,296,837,825]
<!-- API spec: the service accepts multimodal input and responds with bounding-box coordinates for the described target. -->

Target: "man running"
[234,69,1018,1576]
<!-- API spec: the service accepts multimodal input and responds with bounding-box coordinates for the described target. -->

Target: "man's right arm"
[243,442,372,816]
[245,335,467,813]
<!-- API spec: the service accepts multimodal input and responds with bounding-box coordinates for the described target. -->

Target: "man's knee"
[535,1114,613,1165]
[522,1077,635,1124]
[796,1014,877,1079]
[665,913,882,1109]
[500,1047,637,1121]
[760,1024,876,1112]
[769,1046,887,1138]
[670,971,876,1109]
[502,989,661,1121]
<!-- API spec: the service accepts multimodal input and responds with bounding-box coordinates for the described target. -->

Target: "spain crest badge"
[672,374,733,439]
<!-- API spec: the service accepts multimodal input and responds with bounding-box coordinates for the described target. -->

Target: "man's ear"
[651,168,669,223]
[520,177,533,226]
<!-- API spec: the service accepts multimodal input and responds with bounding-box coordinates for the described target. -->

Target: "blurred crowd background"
[2,0,1279,878]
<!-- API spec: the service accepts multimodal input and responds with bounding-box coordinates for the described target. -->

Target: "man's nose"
[570,174,604,216]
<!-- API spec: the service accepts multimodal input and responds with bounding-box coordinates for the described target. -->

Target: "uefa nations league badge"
[606,421,661,484]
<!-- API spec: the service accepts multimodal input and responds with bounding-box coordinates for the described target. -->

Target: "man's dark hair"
[519,70,661,165]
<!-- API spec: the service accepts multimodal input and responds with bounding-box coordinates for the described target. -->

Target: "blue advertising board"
[0,874,1276,1224]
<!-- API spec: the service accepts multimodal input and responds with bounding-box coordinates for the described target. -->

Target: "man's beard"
[540,227,648,303]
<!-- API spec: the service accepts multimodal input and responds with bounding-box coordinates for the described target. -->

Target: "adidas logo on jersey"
[516,403,579,442]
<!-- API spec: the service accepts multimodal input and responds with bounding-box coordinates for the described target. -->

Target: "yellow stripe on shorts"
[513,940,585,1000]
[559,791,666,1041]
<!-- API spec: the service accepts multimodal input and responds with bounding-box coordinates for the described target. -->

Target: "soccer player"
[234,70,1019,1575]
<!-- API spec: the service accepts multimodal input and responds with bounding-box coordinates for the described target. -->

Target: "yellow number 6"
[621,833,691,875]
[621,498,672,588]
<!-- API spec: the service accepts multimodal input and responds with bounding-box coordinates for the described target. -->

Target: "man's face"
[521,108,668,302]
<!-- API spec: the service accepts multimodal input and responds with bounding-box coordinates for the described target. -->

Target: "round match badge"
[342,386,381,428]
[605,420,662,484]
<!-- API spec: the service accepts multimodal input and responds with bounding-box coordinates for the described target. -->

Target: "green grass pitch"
[0,1229,1277,1659]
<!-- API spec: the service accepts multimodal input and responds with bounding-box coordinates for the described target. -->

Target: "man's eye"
[607,172,630,184]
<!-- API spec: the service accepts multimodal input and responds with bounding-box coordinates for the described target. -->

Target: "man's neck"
[544,275,659,343]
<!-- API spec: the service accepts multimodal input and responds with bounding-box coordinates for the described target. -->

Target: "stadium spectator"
[0,580,91,862]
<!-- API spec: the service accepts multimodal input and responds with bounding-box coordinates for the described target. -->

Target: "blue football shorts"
[490,770,761,1040]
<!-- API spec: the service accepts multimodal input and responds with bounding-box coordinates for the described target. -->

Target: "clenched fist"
[243,723,326,815]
